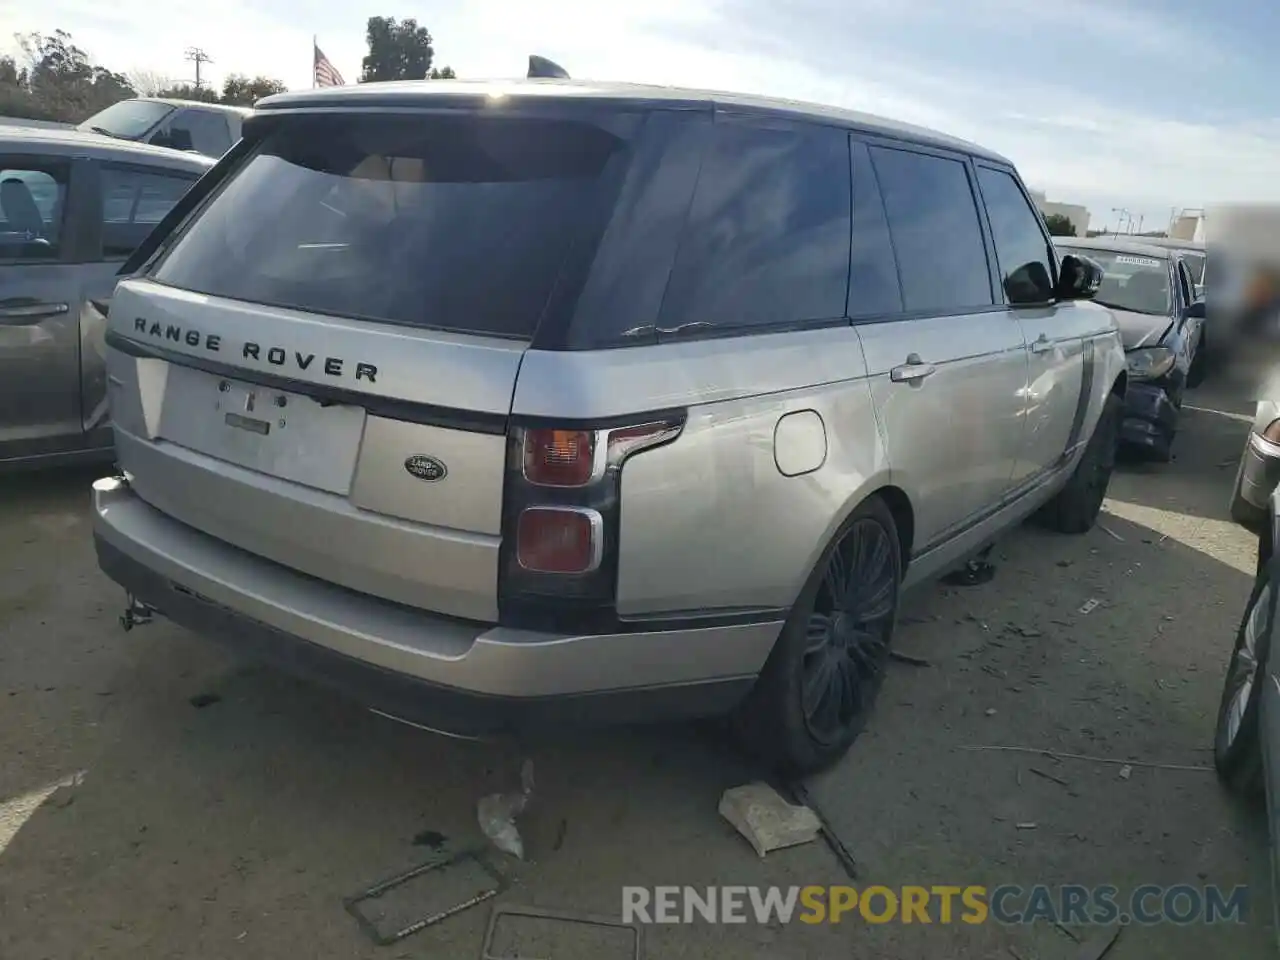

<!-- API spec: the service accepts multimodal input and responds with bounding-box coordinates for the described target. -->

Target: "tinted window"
[101,165,198,259]
[1180,251,1206,285]
[848,140,902,317]
[658,117,850,334]
[167,109,231,157]
[0,163,67,261]
[1176,259,1194,306]
[869,146,992,313]
[81,99,174,139]
[976,167,1055,305]
[155,114,623,339]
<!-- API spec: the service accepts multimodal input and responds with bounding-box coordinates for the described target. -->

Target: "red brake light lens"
[516,507,600,574]
[524,429,595,487]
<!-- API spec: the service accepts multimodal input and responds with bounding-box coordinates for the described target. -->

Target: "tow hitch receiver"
[120,595,156,632]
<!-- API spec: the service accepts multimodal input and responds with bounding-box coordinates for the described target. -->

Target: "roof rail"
[527,55,570,79]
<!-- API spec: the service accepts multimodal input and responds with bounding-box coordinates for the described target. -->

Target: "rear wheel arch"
[1111,371,1127,401]
[796,484,913,603]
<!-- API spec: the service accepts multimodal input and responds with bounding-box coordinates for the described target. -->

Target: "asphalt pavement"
[0,380,1273,959]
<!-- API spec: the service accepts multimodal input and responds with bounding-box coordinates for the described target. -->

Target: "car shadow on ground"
[0,399,1272,960]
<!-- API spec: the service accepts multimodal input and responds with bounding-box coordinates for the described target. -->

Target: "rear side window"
[158,109,231,157]
[101,164,198,259]
[657,116,851,335]
[154,114,625,339]
[0,163,67,261]
[976,167,1055,305]
[869,146,992,313]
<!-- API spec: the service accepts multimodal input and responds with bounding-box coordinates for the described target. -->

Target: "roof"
[255,78,1012,164]
[1130,236,1205,253]
[0,124,215,173]
[137,97,253,118]
[1054,235,1172,260]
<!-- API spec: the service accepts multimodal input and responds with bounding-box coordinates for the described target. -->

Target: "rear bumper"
[1119,381,1180,455]
[1231,434,1280,533]
[92,477,775,734]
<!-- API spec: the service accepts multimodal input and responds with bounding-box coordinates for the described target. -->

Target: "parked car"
[78,98,251,159]
[1229,402,1280,539]
[1055,236,1206,462]
[92,80,1126,773]
[1,126,213,470]
[1214,487,1280,940]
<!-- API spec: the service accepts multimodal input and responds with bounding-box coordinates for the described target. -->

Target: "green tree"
[153,83,220,103]
[360,17,454,81]
[7,30,134,122]
[1043,213,1077,237]
[220,74,287,106]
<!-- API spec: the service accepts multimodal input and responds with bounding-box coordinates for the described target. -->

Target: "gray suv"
[92,80,1127,773]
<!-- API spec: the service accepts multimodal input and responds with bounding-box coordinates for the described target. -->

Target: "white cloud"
[1,0,1273,226]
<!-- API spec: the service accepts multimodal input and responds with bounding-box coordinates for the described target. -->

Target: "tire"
[1213,563,1273,797]
[1038,391,1121,534]
[732,496,902,776]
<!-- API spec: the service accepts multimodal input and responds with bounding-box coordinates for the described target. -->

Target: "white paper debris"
[719,783,821,858]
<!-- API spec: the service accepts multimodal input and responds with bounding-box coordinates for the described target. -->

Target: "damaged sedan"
[1055,236,1207,462]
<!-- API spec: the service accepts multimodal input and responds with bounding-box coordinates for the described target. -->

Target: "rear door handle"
[0,301,70,325]
[890,353,938,384]
[1030,334,1054,355]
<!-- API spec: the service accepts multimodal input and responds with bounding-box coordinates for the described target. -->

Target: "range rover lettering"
[92,79,1126,773]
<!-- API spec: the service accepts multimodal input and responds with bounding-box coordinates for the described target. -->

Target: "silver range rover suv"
[93,80,1126,773]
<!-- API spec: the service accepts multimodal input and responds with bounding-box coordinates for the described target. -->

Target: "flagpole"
[312,35,317,89]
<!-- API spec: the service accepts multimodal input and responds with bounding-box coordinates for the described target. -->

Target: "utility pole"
[184,47,214,90]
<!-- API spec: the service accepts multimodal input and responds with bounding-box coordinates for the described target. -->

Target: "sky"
[2,0,1276,233]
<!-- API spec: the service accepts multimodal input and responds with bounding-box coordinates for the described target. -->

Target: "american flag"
[314,42,345,88]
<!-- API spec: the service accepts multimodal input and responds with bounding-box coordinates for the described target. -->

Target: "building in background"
[1029,188,1091,237]
[1169,208,1206,242]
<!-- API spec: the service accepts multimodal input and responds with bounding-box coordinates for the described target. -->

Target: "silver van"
[92,80,1127,772]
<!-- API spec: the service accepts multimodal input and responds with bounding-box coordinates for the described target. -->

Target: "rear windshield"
[81,99,175,140]
[153,114,623,339]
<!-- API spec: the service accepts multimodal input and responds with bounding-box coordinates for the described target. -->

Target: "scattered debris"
[958,745,1212,773]
[985,708,997,717]
[1029,767,1069,788]
[943,552,997,587]
[720,783,821,858]
[1012,625,1042,638]
[552,818,568,852]
[189,692,221,709]
[1098,524,1125,542]
[1015,822,1038,830]
[411,830,446,849]
[481,904,643,960]
[1074,924,1123,959]
[478,760,535,860]
[47,769,87,809]
[1054,920,1082,943]
[1118,765,1132,780]
[889,650,932,667]
[1157,533,1170,545]
[234,931,247,941]
[1056,559,1073,568]
[1078,599,1100,616]
[344,848,507,947]
[785,780,858,879]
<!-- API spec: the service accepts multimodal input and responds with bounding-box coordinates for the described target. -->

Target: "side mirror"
[1055,253,1104,301]
[1186,300,1206,320]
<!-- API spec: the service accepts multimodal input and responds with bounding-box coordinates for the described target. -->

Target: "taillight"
[516,507,602,573]
[523,429,596,487]
[499,413,686,632]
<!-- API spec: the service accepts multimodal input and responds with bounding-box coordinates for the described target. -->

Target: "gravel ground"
[0,381,1273,959]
